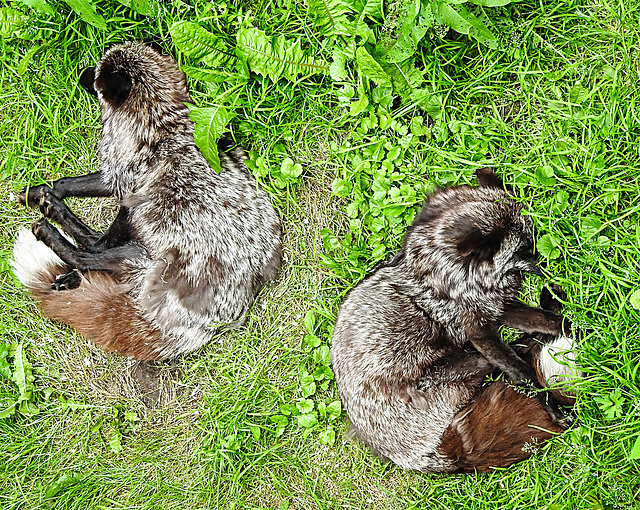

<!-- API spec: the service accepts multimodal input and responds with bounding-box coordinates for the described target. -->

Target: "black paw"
[18,184,53,208]
[31,217,51,241]
[38,191,56,218]
[51,270,82,291]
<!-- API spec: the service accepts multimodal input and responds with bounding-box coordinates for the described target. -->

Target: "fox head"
[404,169,539,301]
[78,42,190,120]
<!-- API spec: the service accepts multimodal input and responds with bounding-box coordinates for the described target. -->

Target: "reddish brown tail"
[12,229,166,360]
[439,381,563,473]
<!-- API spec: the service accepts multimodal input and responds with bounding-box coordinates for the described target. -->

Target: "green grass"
[1,0,640,508]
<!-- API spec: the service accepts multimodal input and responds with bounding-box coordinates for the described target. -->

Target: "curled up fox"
[331,169,581,473]
[12,42,282,360]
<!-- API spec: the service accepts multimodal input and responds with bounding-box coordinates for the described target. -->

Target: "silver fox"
[331,169,579,473]
[12,42,282,360]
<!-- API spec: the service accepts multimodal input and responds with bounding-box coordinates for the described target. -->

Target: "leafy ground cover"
[1,0,640,508]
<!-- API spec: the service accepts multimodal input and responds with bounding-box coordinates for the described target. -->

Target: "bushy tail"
[12,229,167,360]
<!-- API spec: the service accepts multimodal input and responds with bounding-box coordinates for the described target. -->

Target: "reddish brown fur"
[438,381,563,473]
[31,264,165,360]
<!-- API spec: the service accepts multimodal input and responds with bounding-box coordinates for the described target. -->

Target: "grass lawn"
[1,0,639,508]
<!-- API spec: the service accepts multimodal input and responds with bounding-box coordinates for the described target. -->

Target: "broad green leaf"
[580,216,601,239]
[300,374,316,397]
[270,415,288,437]
[0,400,17,419]
[116,0,158,16]
[332,178,352,197]
[16,0,53,15]
[280,404,299,416]
[326,401,342,420]
[356,46,391,87]
[313,345,331,365]
[63,0,107,30]
[537,233,561,260]
[535,165,556,186]
[189,105,236,173]
[303,310,315,333]
[297,411,318,429]
[350,89,369,116]
[182,67,230,83]
[170,21,234,66]
[296,399,314,414]
[281,157,303,179]
[551,190,569,214]
[330,47,349,81]
[629,435,640,460]
[109,431,122,453]
[319,426,336,445]
[11,343,34,400]
[569,83,590,104]
[304,334,322,348]
[629,289,640,311]
[237,27,328,83]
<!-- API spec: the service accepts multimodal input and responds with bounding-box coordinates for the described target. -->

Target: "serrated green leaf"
[17,44,42,76]
[467,0,513,6]
[63,0,106,30]
[16,0,53,15]
[237,27,328,83]
[189,105,236,173]
[629,289,640,311]
[306,0,352,36]
[432,1,497,48]
[0,7,31,38]
[170,21,234,66]
[0,400,17,419]
[356,46,391,87]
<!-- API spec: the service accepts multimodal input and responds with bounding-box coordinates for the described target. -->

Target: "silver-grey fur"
[331,172,566,472]
[13,42,282,360]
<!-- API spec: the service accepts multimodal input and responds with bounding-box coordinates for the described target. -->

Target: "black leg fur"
[33,218,144,275]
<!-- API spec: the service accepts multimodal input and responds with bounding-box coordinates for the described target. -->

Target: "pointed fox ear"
[79,67,97,96]
[455,217,505,261]
[475,168,504,189]
[94,70,132,107]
